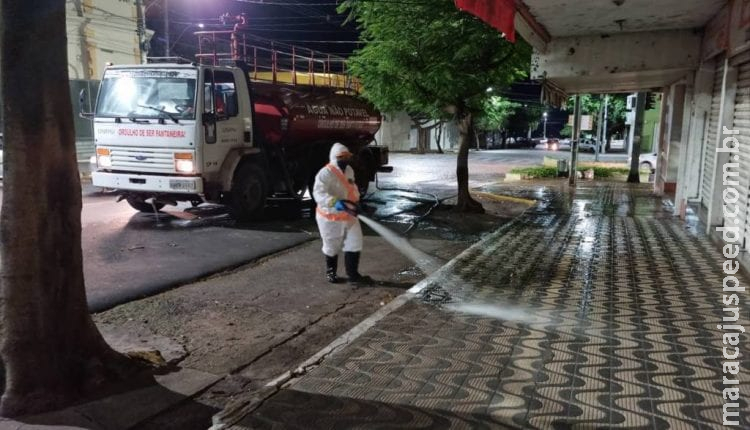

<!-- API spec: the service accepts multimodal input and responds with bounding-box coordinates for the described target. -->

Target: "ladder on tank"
[194,13,362,94]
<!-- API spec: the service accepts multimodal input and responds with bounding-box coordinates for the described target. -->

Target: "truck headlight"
[174,152,194,173]
[96,148,112,168]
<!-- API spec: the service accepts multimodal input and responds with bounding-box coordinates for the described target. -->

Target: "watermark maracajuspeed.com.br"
[716,125,746,426]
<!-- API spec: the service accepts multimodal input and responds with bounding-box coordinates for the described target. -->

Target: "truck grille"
[108,147,183,174]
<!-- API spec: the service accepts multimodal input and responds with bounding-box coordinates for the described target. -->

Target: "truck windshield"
[96,69,198,121]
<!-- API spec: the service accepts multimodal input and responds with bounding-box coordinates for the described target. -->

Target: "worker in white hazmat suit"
[313,143,371,284]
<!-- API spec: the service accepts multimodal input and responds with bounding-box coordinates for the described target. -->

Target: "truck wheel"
[292,174,309,199]
[230,163,267,221]
[307,177,316,204]
[355,149,375,195]
[357,177,369,195]
[126,196,165,212]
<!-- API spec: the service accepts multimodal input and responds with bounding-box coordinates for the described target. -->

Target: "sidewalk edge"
[210,216,524,429]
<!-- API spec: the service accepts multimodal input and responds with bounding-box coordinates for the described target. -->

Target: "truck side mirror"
[202,112,217,125]
[203,112,217,144]
[79,89,94,119]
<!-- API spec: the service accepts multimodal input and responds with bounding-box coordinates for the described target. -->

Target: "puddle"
[392,266,425,282]
[444,301,548,324]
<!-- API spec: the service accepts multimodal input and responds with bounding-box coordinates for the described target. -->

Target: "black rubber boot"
[325,255,339,283]
[345,251,372,284]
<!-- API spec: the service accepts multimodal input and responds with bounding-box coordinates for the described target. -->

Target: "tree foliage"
[475,96,518,131]
[566,94,628,139]
[506,103,545,137]
[339,0,530,211]
[559,124,572,138]
[340,0,529,117]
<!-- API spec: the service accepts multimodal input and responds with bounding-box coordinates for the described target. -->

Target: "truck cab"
[89,60,388,220]
[91,63,268,216]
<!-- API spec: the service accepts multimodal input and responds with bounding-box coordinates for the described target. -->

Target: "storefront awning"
[454,0,517,43]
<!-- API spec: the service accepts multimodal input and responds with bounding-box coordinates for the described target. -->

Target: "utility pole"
[164,0,170,57]
[595,95,603,162]
[570,95,582,187]
[135,0,147,63]
[602,95,608,155]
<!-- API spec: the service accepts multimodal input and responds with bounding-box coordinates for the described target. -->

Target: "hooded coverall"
[313,143,366,282]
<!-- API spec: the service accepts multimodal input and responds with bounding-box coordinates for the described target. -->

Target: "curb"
[503,173,523,181]
[210,215,526,429]
[471,191,536,206]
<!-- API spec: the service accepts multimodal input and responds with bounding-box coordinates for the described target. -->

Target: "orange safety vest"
[316,163,358,221]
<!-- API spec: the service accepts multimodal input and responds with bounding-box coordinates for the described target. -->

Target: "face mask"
[337,160,349,171]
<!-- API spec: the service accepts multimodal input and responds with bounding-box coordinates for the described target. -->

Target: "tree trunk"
[434,121,444,154]
[475,131,486,150]
[455,112,484,213]
[415,126,429,153]
[1,0,134,416]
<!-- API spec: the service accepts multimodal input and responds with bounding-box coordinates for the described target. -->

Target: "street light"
[543,112,548,139]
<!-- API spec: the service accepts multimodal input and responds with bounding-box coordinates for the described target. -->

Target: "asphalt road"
[382,147,627,194]
[1,182,315,312]
[0,148,627,312]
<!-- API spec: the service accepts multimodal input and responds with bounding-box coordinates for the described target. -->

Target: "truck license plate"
[169,180,196,191]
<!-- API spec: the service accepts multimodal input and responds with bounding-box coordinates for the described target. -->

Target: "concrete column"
[655,88,671,195]
[676,63,715,217]
[668,86,688,187]
[707,59,738,233]
[627,93,647,183]
[658,84,687,196]
[673,76,698,217]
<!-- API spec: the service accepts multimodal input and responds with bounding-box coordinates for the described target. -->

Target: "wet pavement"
[227,183,750,429]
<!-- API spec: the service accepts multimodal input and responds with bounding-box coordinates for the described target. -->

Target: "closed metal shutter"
[733,51,750,248]
[701,59,725,209]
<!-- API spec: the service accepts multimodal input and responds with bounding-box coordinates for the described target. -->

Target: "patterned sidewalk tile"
[243,184,749,429]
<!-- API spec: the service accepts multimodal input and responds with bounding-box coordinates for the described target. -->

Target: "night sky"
[143,0,550,128]
[145,0,360,61]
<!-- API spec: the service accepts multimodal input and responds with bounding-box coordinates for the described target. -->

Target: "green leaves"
[475,96,517,131]
[339,0,531,121]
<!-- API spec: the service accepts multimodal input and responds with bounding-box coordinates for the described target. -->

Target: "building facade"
[523,0,750,268]
[66,0,146,168]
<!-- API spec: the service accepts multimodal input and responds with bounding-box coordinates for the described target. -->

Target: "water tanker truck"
[86,55,389,220]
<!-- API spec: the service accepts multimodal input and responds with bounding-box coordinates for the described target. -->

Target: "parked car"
[609,138,627,152]
[639,152,658,172]
[502,136,534,149]
[628,152,657,172]
[565,138,598,152]
[578,138,598,153]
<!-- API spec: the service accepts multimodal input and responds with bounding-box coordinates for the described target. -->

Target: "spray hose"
[339,200,362,217]
[361,172,454,235]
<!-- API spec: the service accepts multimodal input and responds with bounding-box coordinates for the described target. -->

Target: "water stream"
[358,215,442,274]
[358,214,544,324]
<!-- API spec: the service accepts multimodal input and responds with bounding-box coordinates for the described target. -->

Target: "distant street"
[0,148,627,312]
[384,148,628,193]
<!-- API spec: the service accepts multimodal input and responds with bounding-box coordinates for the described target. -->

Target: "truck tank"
[251,81,381,150]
